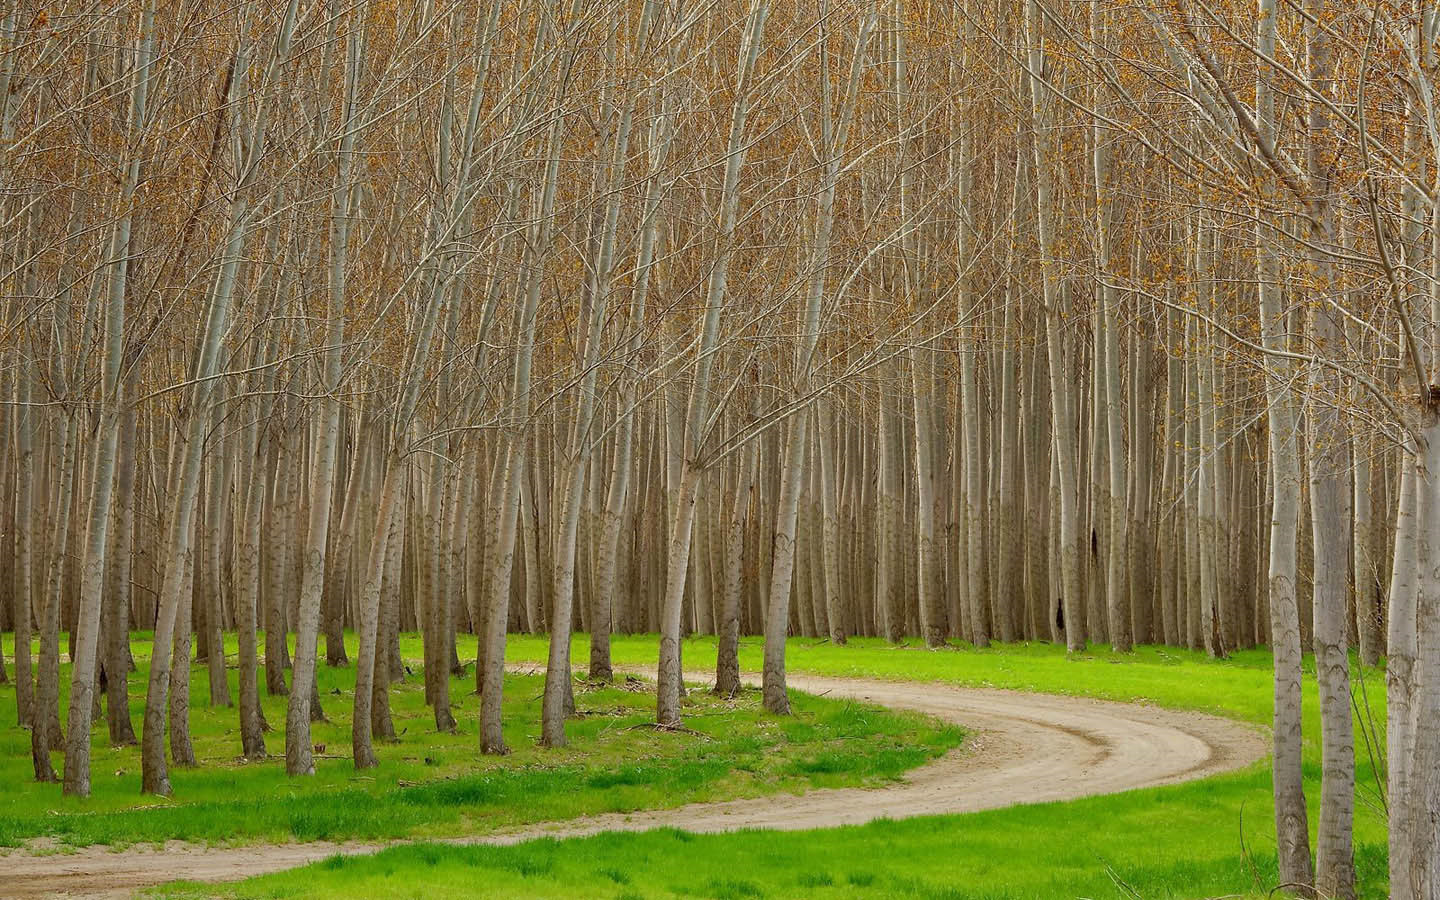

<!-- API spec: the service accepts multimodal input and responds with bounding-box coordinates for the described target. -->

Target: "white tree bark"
[479,5,569,752]
[1028,0,1084,651]
[541,0,660,743]
[61,0,155,797]
[1091,4,1130,651]
[141,0,300,794]
[1302,9,1355,894]
[658,0,769,726]
[761,3,872,712]
[1257,199,1313,891]
[284,21,362,775]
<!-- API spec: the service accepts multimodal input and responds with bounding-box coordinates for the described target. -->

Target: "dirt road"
[6,671,1267,898]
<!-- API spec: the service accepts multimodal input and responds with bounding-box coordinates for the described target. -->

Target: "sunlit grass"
[0,632,959,849]
[183,634,1391,899]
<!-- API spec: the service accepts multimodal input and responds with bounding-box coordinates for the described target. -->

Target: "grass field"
[165,634,1392,899]
[0,632,960,849]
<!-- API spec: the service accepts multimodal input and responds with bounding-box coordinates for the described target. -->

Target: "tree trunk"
[266,431,292,697]
[816,403,847,646]
[1303,9,1355,894]
[1027,0,1084,651]
[716,439,758,696]
[33,410,76,782]
[658,0,769,727]
[351,459,404,769]
[104,377,139,746]
[13,351,35,730]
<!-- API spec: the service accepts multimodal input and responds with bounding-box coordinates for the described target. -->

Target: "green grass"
[0,632,960,849]
[173,634,1392,899]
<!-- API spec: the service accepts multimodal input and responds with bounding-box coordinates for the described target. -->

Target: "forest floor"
[3,637,1271,898]
[0,633,955,897]
[143,636,1393,899]
[0,633,957,851]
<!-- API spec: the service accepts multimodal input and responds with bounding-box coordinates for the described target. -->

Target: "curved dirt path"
[6,670,1267,898]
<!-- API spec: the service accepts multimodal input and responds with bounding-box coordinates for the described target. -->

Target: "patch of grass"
[0,632,959,849]
[187,635,1392,898]
[596,866,630,884]
[702,876,764,899]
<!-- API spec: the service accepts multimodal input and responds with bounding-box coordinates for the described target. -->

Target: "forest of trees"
[2,0,1439,896]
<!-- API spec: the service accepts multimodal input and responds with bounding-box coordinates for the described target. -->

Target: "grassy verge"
[179,635,1392,899]
[0,632,960,849]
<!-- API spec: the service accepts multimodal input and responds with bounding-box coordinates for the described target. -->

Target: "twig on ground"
[1237,801,1263,891]
[1099,860,1144,899]
[624,722,713,740]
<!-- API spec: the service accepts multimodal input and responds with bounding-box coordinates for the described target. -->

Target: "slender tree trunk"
[880,375,904,642]
[372,488,405,741]
[658,0,769,726]
[762,410,810,714]
[1253,7,1314,857]
[475,9,565,750]
[1389,458,1420,894]
[141,47,282,786]
[352,459,403,769]
[236,418,271,758]
[203,435,232,710]
[63,104,146,791]
[1302,9,1355,894]
[762,4,872,711]
[266,431,292,697]
[273,272,361,760]
[1028,0,1084,651]
[911,354,945,648]
[816,403,846,645]
[1405,420,1440,899]
[716,438,758,696]
[1092,30,1130,651]
[13,359,34,730]
[1127,328,1153,645]
[33,410,76,782]
[1352,432,1382,666]
[104,375,138,746]
[1263,278,1315,893]
[285,393,343,774]
[168,525,197,768]
[1197,278,1224,659]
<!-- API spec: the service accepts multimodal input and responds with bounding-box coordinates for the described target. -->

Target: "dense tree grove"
[3,0,1440,895]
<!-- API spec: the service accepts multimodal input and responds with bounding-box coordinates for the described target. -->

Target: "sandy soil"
[5,669,1267,898]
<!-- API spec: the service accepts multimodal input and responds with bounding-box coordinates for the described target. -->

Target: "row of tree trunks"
[5,6,1434,894]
